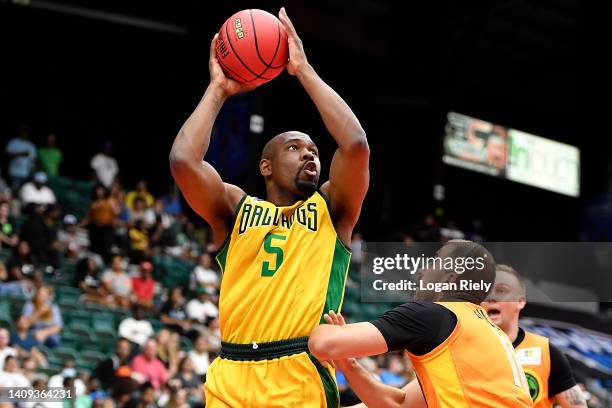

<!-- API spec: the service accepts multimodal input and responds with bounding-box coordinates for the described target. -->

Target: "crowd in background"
[1,127,605,408]
[0,127,426,408]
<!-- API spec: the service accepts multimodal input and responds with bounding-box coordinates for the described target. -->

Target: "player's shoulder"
[224,183,247,208]
[392,301,456,319]
[523,329,551,346]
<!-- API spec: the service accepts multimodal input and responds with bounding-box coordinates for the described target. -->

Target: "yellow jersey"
[216,191,351,344]
[408,302,533,408]
[516,330,553,407]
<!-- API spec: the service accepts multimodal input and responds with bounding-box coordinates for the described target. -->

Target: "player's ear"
[445,272,458,284]
[517,296,526,311]
[260,159,272,176]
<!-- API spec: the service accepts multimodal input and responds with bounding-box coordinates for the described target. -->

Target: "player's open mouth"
[302,161,317,177]
[486,308,501,318]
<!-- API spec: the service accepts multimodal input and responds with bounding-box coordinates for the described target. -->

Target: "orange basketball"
[215,9,289,86]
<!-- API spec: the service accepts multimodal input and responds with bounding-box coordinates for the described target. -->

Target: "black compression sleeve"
[548,343,577,397]
[370,301,457,356]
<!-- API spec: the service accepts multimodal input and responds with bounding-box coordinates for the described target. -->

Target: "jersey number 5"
[261,233,286,277]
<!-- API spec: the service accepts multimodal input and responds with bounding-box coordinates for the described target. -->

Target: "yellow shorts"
[204,352,338,408]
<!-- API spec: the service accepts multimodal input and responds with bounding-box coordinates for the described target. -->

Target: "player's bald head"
[261,131,312,161]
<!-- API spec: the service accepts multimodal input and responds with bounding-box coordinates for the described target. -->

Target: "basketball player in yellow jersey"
[169,8,368,408]
[482,265,587,408]
[309,240,534,408]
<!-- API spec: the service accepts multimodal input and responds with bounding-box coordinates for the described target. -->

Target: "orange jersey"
[408,302,533,408]
[516,330,553,407]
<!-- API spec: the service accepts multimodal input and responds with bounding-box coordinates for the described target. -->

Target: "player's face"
[273,134,321,196]
[481,271,525,330]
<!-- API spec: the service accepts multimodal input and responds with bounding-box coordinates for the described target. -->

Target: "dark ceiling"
[0,0,588,240]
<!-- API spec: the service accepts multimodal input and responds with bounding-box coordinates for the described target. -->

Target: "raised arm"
[278,8,369,244]
[169,35,254,247]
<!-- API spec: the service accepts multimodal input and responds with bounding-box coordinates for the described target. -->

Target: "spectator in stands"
[131,261,155,309]
[87,378,107,402]
[75,256,109,306]
[189,252,219,292]
[125,381,157,408]
[21,356,43,384]
[202,317,220,352]
[126,180,154,210]
[167,388,189,408]
[160,188,181,217]
[131,338,168,390]
[160,287,190,335]
[48,359,86,395]
[10,315,47,367]
[42,205,62,270]
[20,172,57,207]
[118,305,154,348]
[187,335,209,377]
[169,356,199,395]
[0,355,30,386]
[0,261,37,299]
[37,132,63,177]
[110,182,129,222]
[129,197,156,229]
[0,260,7,283]
[91,142,119,188]
[58,214,89,259]
[20,204,48,267]
[91,398,110,408]
[128,220,150,265]
[379,354,408,387]
[0,201,18,249]
[416,214,441,242]
[156,328,180,379]
[5,125,37,193]
[111,372,139,408]
[0,170,11,202]
[93,338,132,390]
[6,240,36,281]
[186,287,218,326]
[174,221,199,259]
[22,285,62,347]
[83,185,119,263]
[101,255,132,308]
[440,219,465,241]
[0,327,18,370]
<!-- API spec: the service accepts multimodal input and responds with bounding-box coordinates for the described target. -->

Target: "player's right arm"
[322,313,425,408]
[340,360,426,408]
[169,34,255,246]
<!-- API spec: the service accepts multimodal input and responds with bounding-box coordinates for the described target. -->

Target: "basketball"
[215,9,289,86]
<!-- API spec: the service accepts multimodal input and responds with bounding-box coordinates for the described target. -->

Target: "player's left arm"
[548,343,587,407]
[554,385,587,408]
[279,8,369,244]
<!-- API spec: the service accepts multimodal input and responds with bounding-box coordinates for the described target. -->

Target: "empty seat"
[51,346,79,363]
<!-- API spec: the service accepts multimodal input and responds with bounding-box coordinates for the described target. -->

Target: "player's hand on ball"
[208,34,256,97]
[323,311,357,372]
[278,7,308,76]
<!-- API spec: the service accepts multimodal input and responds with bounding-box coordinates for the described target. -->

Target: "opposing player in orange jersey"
[309,240,533,408]
[482,265,587,408]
